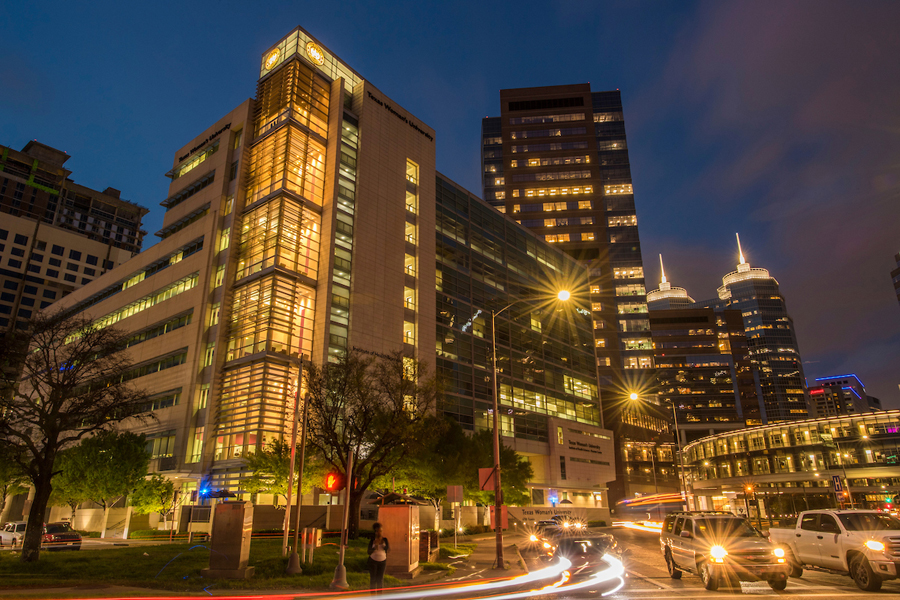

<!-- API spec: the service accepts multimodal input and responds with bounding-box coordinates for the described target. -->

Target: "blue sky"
[2,0,898,406]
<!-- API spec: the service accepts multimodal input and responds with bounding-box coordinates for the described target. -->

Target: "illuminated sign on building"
[264,48,280,70]
[306,42,325,66]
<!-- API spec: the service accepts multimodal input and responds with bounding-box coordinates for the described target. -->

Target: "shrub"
[587,520,607,527]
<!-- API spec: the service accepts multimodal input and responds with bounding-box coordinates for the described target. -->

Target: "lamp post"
[489,289,570,569]
[629,392,689,507]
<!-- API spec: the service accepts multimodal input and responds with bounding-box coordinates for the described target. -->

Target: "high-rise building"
[808,374,881,418]
[647,255,694,310]
[50,27,613,512]
[482,85,652,501]
[693,235,809,422]
[0,141,148,333]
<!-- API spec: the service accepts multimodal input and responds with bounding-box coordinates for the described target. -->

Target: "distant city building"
[892,251,900,307]
[481,84,653,503]
[692,235,809,423]
[41,26,613,516]
[651,307,763,438]
[683,410,900,513]
[0,141,148,333]
[808,374,882,418]
[647,255,694,310]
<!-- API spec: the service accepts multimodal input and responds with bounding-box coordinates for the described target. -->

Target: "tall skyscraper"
[482,85,653,501]
[44,27,613,514]
[693,235,809,422]
[647,255,694,310]
[0,141,148,333]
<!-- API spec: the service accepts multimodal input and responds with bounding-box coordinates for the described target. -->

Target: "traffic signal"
[323,472,346,492]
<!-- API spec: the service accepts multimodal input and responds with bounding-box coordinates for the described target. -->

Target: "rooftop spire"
[736,232,746,265]
[659,254,667,285]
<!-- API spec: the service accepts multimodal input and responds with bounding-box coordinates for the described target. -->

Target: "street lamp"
[489,289,571,569]
[628,392,689,508]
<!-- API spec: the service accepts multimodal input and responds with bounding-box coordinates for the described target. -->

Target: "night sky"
[2,1,898,407]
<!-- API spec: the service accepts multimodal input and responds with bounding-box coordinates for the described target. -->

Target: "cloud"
[635,1,900,406]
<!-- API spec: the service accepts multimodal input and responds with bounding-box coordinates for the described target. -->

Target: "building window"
[559,456,567,480]
[204,343,215,367]
[557,426,564,445]
[51,245,64,256]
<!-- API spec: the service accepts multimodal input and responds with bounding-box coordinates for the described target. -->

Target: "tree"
[49,449,90,522]
[0,311,150,562]
[461,429,534,507]
[66,430,150,537]
[382,415,469,513]
[131,474,177,522]
[0,447,28,517]
[241,439,328,507]
[305,349,442,538]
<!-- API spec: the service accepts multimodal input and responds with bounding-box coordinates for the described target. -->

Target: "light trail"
[613,520,663,533]
[42,553,628,600]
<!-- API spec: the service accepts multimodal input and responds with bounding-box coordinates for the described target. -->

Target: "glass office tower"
[483,85,653,501]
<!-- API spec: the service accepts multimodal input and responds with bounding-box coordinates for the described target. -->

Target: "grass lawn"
[0,537,411,593]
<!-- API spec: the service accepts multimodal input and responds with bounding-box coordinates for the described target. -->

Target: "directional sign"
[832,475,843,492]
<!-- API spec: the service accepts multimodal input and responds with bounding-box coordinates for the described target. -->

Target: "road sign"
[447,485,463,503]
[479,467,496,491]
[832,475,843,492]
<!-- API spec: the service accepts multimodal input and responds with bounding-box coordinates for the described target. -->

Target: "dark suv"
[660,511,789,591]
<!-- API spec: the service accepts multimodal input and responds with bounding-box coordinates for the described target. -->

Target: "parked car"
[768,509,900,591]
[0,521,27,547]
[41,522,82,551]
[660,511,789,591]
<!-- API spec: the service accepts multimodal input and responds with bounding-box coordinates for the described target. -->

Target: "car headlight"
[575,522,583,529]
[774,547,785,558]
[563,522,570,528]
[543,541,552,549]
[529,534,538,542]
[710,545,728,562]
[865,540,885,552]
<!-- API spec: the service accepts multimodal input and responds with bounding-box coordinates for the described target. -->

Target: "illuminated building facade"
[808,374,881,418]
[0,141,147,334]
[50,27,612,508]
[692,236,809,423]
[482,85,652,502]
[684,410,900,516]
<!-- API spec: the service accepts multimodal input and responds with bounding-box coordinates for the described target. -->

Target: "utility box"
[201,501,254,579]
[379,504,420,577]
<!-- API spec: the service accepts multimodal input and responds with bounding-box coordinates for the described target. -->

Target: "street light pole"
[488,290,570,570]
[670,402,689,508]
[489,307,504,569]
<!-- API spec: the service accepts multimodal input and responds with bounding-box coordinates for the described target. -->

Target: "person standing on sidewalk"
[367,522,390,592]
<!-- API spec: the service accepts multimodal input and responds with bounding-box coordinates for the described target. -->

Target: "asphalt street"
[600,527,900,600]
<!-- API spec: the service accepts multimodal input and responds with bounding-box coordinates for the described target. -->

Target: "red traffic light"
[324,472,346,492]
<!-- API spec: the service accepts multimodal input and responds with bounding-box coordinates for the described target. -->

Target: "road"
[599,526,900,600]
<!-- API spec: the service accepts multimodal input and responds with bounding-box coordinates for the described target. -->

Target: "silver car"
[0,521,27,547]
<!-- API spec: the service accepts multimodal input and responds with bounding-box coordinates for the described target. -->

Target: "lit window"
[591,302,602,312]
[583,232,595,241]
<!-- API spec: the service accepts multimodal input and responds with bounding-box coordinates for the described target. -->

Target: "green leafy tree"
[241,438,334,506]
[66,430,151,537]
[461,429,534,507]
[382,415,469,511]
[49,449,90,522]
[0,447,28,517]
[0,311,151,562]
[131,474,175,516]
[305,349,442,539]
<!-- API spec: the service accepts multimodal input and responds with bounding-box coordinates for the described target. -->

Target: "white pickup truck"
[767,510,900,591]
